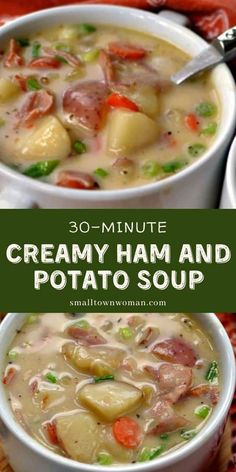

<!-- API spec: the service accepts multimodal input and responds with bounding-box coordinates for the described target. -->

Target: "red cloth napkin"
[217,314,236,471]
[0,0,236,40]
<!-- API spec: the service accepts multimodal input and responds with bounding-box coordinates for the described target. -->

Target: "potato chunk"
[78,381,143,421]
[63,342,124,376]
[56,412,102,463]
[16,115,71,163]
[0,78,20,103]
[107,110,159,156]
[127,85,159,118]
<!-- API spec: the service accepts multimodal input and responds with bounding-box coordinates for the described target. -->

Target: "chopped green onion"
[23,160,59,178]
[195,102,217,117]
[149,446,165,459]
[200,122,217,136]
[162,160,186,173]
[55,43,72,53]
[8,350,18,360]
[94,374,115,383]
[138,448,152,462]
[160,433,169,440]
[78,23,97,35]
[94,168,109,178]
[32,42,41,58]
[73,140,87,154]
[205,360,219,383]
[17,38,30,47]
[27,314,39,324]
[27,78,42,91]
[188,143,206,157]
[142,160,161,178]
[180,429,197,440]
[81,48,100,63]
[194,404,211,419]
[0,118,6,127]
[74,319,90,329]
[97,453,113,465]
[119,327,133,340]
[45,372,58,384]
[138,446,164,462]
[55,55,68,64]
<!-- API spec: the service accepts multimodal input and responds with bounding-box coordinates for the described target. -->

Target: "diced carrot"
[113,417,142,448]
[2,367,16,385]
[107,93,139,111]
[108,42,147,61]
[184,113,199,132]
[57,171,98,190]
[44,421,58,445]
[28,57,61,69]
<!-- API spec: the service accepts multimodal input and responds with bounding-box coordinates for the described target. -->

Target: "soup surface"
[3,313,220,465]
[0,24,219,190]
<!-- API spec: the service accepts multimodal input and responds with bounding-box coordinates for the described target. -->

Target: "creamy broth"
[3,313,220,465]
[0,24,219,190]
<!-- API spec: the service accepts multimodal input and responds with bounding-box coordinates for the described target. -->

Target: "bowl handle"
[0,186,34,208]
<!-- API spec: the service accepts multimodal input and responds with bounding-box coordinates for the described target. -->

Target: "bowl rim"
[0,312,235,471]
[0,4,235,202]
[224,136,236,208]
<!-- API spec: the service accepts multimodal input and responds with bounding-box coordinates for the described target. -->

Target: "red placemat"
[0,0,236,41]
[216,314,236,471]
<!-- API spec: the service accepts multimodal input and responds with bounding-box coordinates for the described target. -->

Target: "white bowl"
[0,5,235,208]
[220,135,236,208]
[0,313,235,472]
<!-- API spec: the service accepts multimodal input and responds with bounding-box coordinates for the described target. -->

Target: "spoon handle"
[171,25,236,85]
[213,26,236,61]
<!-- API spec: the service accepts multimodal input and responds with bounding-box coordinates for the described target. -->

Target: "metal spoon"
[172,26,236,85]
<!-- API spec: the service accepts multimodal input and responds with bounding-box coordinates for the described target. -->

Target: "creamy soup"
[3,313,220,466]
[0,24,219,190]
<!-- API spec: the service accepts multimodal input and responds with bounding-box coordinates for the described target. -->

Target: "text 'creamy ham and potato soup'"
[3,313,220,465]
[0,24,219,190]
